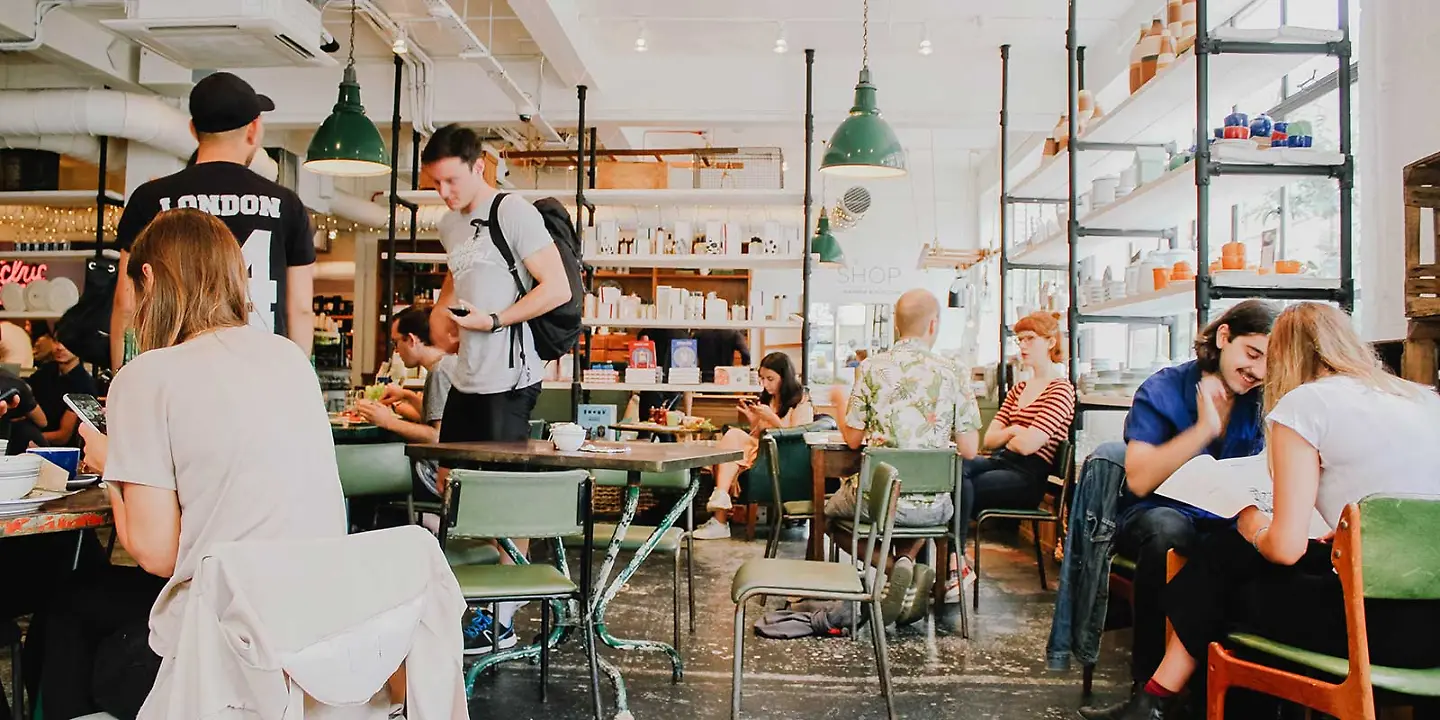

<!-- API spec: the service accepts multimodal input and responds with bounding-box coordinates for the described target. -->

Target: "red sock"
[1143,678,1177,698]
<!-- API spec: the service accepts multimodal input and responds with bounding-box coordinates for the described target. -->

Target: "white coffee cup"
[550,422,585,452]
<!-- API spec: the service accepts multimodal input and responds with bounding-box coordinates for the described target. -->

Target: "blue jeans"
[959,450,1050,549]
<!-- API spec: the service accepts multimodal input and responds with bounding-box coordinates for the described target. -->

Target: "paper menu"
[1154,453,1331,538]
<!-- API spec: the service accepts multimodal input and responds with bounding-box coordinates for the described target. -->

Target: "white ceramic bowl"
[550,423,585,452]
[0,469,37,501]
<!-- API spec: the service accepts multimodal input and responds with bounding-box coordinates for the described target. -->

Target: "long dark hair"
[1194,299,1279,373]
[757,352,805,418]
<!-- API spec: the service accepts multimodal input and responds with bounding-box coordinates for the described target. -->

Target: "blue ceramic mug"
[27,447,80,481]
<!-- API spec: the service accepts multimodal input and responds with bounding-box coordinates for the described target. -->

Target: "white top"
[437,193,552,395]
[104,325,347,658]
[1267,374,1440,527]
[0,321,33,369]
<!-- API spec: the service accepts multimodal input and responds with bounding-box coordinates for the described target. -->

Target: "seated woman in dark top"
[28,328,98,448]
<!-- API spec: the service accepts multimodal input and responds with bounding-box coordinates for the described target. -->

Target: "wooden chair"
[972,440,1076,609]
[1207,496,1440,720]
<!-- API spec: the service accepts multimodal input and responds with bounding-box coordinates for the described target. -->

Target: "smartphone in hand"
[63,394,107,434]
[449,306,471,317]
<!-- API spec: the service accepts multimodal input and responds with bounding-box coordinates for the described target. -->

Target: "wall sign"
[0,261,47,287]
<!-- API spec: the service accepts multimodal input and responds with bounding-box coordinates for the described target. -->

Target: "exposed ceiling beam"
[509,0,603,91]
[0,1,173,93]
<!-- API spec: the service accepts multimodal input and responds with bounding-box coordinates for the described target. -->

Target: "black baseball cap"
[189,72,275,134]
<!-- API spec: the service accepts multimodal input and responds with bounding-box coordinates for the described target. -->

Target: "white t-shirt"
[104,325,347,657]
[1267,374,1440,527]
[437,193,552,395]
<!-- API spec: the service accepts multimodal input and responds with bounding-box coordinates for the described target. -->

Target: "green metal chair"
[830,447,969,637]
[335,443,414,528]
[731,461,903,720]
[565,468,694,653]
[972,439,1076,609]
[529,419,547,440]
[1207,495,1440,720]
[441,468,602,715]
[737,418,838,550]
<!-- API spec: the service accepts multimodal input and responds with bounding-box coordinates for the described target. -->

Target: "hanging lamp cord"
[347,0,358,69]
[861,0,869,67]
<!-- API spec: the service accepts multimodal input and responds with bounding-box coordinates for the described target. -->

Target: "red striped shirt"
[994,379,1076,464]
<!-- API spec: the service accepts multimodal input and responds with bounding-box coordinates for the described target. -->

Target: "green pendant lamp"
[811,210,846,267]
[305,4,390,177]
[820,0,906,178]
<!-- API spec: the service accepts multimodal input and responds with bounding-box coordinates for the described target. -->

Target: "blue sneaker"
[462,607,517,655]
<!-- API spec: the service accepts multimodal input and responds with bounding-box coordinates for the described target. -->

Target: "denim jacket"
[1045,441,1127,671]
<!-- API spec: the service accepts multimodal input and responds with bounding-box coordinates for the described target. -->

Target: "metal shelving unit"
[1005,0,1358,414]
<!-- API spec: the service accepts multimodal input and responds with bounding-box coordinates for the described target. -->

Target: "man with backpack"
[420,124,578,653]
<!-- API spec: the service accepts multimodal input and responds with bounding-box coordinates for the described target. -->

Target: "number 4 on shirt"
[241,230,277,332]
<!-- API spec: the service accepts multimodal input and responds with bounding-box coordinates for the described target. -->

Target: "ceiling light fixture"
[774,23,788,54]
[635,21,648,52]
[919,26,933,56]
[811,211,846,267]
[391,27,409,55]
[304,2,390,177]
[821,0,907,178]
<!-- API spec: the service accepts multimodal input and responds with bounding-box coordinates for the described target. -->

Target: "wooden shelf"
[1078,393,1134,409]
[0,249,120,261]
[397,188,803,208]
[585,254,804,270]
[1078,275,1340,318]
[585,317,802,330]
[0,190,123,207]
[578,382,762,393]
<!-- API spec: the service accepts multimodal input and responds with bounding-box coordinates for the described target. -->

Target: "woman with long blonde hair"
[39,209,346,719]
[1090,303,1440,720]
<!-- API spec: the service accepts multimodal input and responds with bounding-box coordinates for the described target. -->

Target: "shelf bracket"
[1210,163,1346,178]
[1072,140,1170,153]
[1077,314,1173,326]
[1077,227,1172,239]
[1209,39,1344,57]
[1006,262,1065,272]
[1004,195,1068,205]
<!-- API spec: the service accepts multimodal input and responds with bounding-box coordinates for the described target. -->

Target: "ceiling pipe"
[0,1,66,53]
[0,134,109,165]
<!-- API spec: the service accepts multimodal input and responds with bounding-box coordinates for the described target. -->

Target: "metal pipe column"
[801,48,815,386]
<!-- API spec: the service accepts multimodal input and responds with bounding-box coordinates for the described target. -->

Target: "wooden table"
[0,487,112,539]
[407,439,741,718]
[808,441,862,561]
[609,421,713,441]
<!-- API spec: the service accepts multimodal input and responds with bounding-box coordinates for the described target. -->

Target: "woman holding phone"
[693,352,813,540]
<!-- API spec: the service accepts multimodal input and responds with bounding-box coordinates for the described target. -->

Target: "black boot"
[1078,692,1177,720]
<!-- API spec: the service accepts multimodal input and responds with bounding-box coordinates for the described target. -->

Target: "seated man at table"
[355,306,456,503]
[826,289,981,623]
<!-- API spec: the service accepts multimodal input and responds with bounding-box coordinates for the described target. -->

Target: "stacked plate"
[0,454,55,516]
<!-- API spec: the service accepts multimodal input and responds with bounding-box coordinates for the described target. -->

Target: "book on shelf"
[670,339,698,369]
[628,339,657,369]
[624,367,659,385]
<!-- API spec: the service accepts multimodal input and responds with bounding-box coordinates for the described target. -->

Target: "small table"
[608,421,713,442]
[330,422,394,444]
[407,439,741,718]
[0,487,112,539]
[807,440,862,561]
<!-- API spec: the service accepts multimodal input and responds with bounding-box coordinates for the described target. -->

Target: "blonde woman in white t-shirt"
[1084,302,1440,720]
[43,209,346,719]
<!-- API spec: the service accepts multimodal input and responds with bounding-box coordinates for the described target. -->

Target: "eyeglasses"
[1015,333,1042,344]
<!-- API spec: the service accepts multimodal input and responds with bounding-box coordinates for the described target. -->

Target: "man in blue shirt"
[1082,299,1276,720]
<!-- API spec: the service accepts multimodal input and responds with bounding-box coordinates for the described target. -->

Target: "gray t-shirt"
[104,325,347,658]
[438,193,551,395]
[415,354,457,497]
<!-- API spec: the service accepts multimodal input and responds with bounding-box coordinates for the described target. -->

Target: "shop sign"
[0,261,46,287]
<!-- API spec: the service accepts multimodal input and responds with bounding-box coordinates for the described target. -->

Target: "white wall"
[1359,0,1436,341]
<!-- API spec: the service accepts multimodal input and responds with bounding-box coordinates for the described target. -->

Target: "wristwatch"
[488,312,504,333]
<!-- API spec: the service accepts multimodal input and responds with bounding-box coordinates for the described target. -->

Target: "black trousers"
[1166,526,1440,670]
[438,383,542,446]
[1114,505,1231,683]
[37,564,165,720]
[959,450,1052,548]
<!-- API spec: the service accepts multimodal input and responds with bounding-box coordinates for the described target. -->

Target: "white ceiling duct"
[0,135,109,165]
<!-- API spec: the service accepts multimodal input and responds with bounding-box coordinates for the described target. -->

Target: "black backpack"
[55,256,119,370]
[486,193,585,361]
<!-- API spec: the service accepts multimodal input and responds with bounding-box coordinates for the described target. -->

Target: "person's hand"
[379,384,410,407]
[448,300,494,332]
[1195,375,1226,440]
[355,399,399,429]
[78,423,108,475]
[736,400,755,424]
[751,403,782,428]
[1237,505,1271,544]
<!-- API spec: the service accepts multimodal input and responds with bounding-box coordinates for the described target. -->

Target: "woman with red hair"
[959,311,1075,578]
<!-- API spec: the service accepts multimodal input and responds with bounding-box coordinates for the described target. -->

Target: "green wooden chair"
[972,439,1075,609]
[737,418,838,551]
[565,468,694,653]
[731,461,901,719]
[830,447,969,637]
[1207,495,1440,720]
[441,468,602,715]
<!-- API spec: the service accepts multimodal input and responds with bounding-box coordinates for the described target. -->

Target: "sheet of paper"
[1155,453,1330,538]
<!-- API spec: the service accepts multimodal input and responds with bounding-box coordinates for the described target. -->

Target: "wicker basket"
[592,485,659,517]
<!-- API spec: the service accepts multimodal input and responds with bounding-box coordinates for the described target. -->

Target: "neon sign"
[0,261,48,287]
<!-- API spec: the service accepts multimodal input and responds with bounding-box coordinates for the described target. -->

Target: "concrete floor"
[0,523,1137,719]
[466,522,1135,720]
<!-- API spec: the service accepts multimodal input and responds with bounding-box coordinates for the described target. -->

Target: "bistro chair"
[565,468,695,653]
[440,468,602,715]
[830,447,969,637]
[972,439,1075,609]
[1207,495,1440,720]
[730,462,902,720]
[335,443,414,528]
[529,419,547,440]
[737,418,838,550]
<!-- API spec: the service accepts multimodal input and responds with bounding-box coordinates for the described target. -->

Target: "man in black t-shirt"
[111,72,315,369]
[29,334,98,448]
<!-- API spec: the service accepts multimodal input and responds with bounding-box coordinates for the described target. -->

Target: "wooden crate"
[1402,150,1440,386]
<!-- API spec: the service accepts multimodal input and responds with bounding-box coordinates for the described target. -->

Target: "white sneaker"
[706,488,733,511]
[692,517,730,540]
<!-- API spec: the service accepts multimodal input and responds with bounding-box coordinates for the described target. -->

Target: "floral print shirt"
[844,338,982,449]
